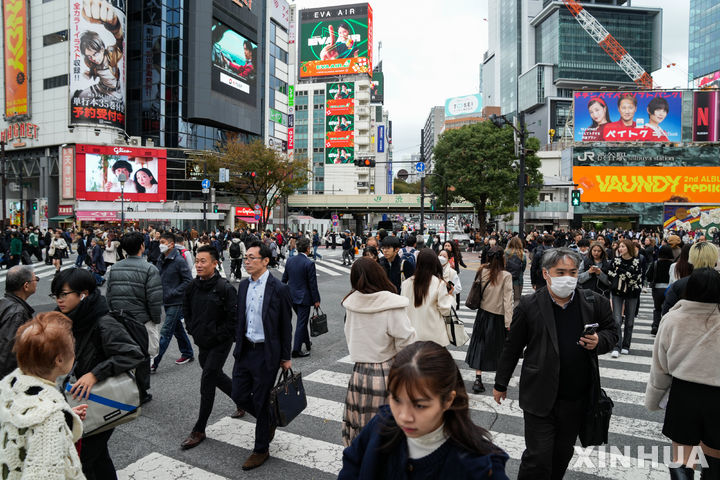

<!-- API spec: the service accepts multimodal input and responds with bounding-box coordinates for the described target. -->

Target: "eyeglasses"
[245,255,262,262]
[49,291,78,300]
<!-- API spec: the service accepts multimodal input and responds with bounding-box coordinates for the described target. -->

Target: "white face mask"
[547,275,578,298]
[159,244,169,253]
[439,256,448,266]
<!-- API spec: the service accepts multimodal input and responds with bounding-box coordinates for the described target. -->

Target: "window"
[43,74,68,89]
[43,30,68,46]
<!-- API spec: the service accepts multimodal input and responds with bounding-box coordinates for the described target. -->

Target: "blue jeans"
[611,294,638,351]
[75,253,86,267]
[312,245,322,259]
[155,305,194,366]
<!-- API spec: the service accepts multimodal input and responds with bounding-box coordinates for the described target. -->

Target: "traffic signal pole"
[518,111,526,237]
[419,129,425,237]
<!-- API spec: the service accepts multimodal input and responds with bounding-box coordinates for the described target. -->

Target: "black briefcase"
[269,369,307,427]
[310,306,328,337]
[579,389,614,447]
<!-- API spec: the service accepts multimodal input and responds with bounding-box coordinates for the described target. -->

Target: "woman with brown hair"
[607,238,643,358]
[400,249,455,347]
[341,257,417,446]
[465,246,513,393]
[668,244,693,285]
[339,341,509,479]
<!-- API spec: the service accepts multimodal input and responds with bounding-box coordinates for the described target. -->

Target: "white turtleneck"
[406,423,449,459]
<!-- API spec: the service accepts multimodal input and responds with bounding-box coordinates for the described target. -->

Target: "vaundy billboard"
[299,3,372,78]
[70,0,127,128]
[3,0,29,118]
[574,91,682,142]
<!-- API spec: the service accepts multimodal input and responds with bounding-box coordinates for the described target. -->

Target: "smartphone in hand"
[578,323,599,345]
[446,281,454,293]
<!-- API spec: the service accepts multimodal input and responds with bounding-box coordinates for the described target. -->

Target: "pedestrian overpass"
[287,194,475,214]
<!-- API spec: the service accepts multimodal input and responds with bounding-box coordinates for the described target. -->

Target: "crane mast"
[561,0,654,89]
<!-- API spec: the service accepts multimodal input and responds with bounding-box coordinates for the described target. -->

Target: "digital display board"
[211,19,257,105]
[327,147,354,164]
[326,82,355,161]
[664,204,720,235]
[299,3,372,78]
[445,94,483,118]
[3,0,29,119]
[574,91,682,142]
[75,144,167,202]
[370,71,384,103]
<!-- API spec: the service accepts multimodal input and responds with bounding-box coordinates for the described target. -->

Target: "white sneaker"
[611,350,619,358]
[621,349,629,355]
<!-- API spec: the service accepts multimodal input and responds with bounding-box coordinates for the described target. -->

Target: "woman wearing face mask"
[339,341,510,479]
[607,239,643,358]
[51,268,144,480]
[465,247,513,393]
[438,250,462,296]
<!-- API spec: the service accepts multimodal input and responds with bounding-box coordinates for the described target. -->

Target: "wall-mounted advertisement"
[572,145,720,168]
[326,98,354,116]
[692,70,720,89]
[75,144,167,202]
[692,91,720,142]
[664,204,720,235]
[3,0,29,119]
[70,0,127,128]
[370,71,384,104]
[327,114,353,133]
[326,147,354,165]
[445,93,482,118]
[211,19,257,105]
[299,3,372,78]
[377,125,385,153]
[574,91,682,142]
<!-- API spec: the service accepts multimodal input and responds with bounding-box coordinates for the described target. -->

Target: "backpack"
[109,310,148,358]
[506,253,523,281]
[530,246,546,285]
[229,242,241,259]
[401,247,417,267]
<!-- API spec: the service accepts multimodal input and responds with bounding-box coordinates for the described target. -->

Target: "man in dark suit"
[493,247,617,480]
[232,241,293,471]
[281,237,320,358]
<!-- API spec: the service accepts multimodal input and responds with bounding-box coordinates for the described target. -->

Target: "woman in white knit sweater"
[645,267,720,480]
[0,312,88,480]
[341,257,417,447]
[400,249,455,347]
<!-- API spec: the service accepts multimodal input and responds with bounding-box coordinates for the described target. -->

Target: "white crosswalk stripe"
[118,267,670,479]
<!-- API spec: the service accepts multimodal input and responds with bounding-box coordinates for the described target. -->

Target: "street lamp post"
[426,172,450,243]
[118,173,126,232]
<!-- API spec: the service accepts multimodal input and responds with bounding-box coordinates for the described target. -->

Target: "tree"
[393,178,422,194]
[431,120,542,235]
[191,138,310,230]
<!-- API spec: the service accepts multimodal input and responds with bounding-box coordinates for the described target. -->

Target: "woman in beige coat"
[465,246,513,393]
[400,249,455,347]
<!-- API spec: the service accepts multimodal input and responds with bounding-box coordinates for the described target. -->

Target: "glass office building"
[689,0,720,82]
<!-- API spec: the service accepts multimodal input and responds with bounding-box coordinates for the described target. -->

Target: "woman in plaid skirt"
[341,257,417,446]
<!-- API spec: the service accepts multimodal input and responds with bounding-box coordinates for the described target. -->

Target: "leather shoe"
[291,350,310,358]
[242,451,270,470]
[181,431,206,450]
[230,408,246,419]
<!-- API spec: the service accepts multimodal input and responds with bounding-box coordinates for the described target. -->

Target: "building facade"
[422,106,444,172]
[689,0,720,85]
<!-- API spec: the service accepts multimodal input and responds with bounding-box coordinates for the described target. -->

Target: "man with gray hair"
[0,266,38,378]
[492,247,617,480]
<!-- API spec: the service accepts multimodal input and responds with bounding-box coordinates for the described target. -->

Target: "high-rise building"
[422,106,444,171]
[482,0,662,146]
[689,0,720,86]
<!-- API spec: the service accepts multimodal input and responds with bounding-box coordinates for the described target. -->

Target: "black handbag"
[310,306,328,337]
[465,274,490,310]
[269,368,307,427]
[579,350,614,446]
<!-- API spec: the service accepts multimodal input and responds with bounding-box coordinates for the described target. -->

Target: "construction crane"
[561,0,654,89]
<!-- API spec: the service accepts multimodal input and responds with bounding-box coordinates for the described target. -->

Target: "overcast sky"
[292,0,690,163]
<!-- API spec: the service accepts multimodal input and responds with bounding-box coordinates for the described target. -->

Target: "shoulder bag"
[465,273,490,310]
[444,307,470,347]
[269,368,307,427]
[310,306,328,337]
[63,324,141,437]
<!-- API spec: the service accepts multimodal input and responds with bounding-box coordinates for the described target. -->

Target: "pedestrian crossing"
[118,278,669,480]
[0,258,77,282]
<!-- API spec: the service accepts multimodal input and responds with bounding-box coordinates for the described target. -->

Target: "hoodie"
[342,290,416,363]
[0,369,85,479]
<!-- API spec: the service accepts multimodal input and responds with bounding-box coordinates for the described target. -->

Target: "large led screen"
[3,0,29,119]
[299,3,372,78]
[211,19,257,105]
[574,91,682,142]
[70,0,127,128]
[75,144,167,202]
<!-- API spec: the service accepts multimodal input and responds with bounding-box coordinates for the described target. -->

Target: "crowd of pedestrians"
[0,221,719,479]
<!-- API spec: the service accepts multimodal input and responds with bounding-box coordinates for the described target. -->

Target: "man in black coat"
[181,245,242,450]
[0,266,37,378]
[493,248,617,480]
[379,236,415,293]
[232,241,292,471]
[281,237,320,358]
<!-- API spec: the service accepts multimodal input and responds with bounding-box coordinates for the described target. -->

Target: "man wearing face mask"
[492,248,617,480]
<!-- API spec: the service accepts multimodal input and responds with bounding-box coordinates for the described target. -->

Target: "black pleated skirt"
[465,309,506,372]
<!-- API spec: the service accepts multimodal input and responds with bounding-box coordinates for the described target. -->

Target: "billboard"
[326,115,354,144]
[692,91,720,142]
[574,91,682,142]
[211,19,257,105]
[664,204,720,235]
[3,0,29,119]
[326,147,354,165]
[692,70,720,89]
[75,144,167,202]
[70,0,127,128]
[326,82,355,153]
[377,125,385,153]
[445,94,483,118]
[299,3,372,78]
[370,71,384,103]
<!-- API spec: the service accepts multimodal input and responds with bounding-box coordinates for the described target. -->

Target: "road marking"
[313,263,343,276]
[117,452,229,479]
[319,258,353,274]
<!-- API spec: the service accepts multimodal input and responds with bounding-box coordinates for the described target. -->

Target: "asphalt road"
[14,249,670,479]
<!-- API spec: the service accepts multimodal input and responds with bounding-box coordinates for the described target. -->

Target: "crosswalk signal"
[571,189,581,206]
[32,201,37,211]
[430,197,437,211]
[213,205,218,213]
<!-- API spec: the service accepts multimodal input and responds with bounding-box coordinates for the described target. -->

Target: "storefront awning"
[49,215,75,222]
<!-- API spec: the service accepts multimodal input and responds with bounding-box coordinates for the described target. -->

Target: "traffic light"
[571,189,581,206]
[241,171,256,178]
[32,201,37,211]
[213,205,219,213]
[430,197,437,211]
[354,158,376,167]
